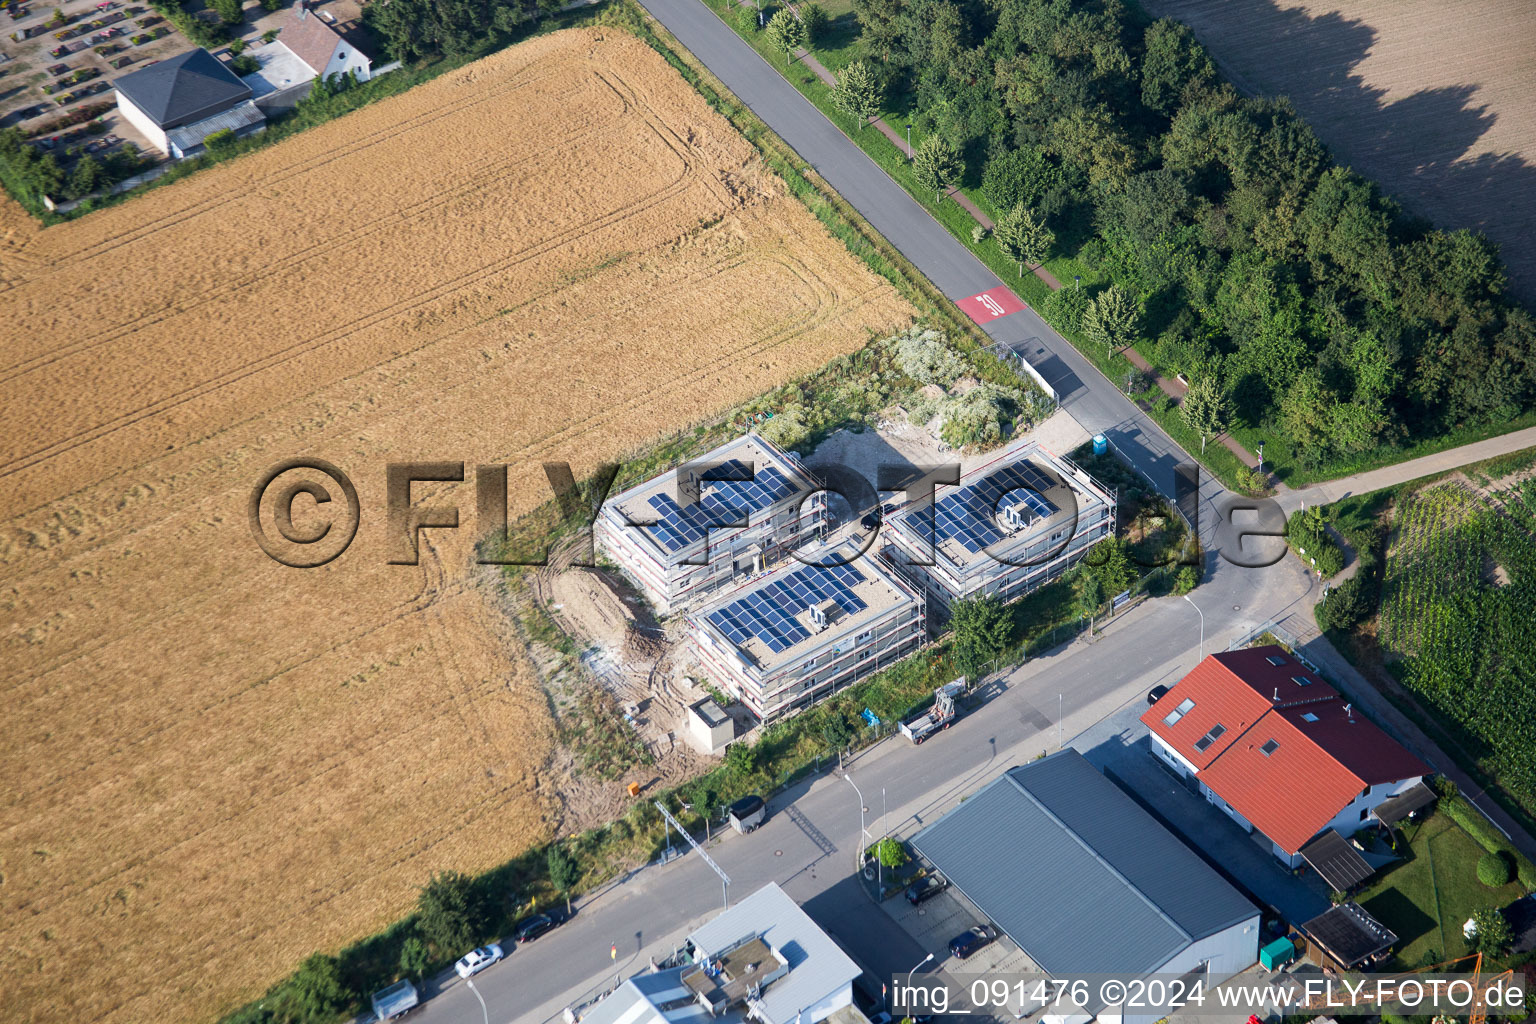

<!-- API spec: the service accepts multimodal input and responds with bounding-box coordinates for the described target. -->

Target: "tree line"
[362,0,562,62]
[841,0,1536,470]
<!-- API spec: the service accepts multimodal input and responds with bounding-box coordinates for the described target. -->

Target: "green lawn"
[1356,813,1526,969]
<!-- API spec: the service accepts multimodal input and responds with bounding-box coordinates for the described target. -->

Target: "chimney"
[1272,687,1279,702]
[296,0,307,19]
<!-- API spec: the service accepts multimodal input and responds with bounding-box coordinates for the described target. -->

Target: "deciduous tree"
[832,60,882,131]
[1180,374,1227,455]
[913,132,960,203]
[993,203,1054,277]
[765,9,805,67]
[1082,285,1140,353]
[949,594,1012,674]
[416,871,482,957]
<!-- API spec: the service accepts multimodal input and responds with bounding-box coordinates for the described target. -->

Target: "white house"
[1143,646,1427,873]
[279,1,371,84]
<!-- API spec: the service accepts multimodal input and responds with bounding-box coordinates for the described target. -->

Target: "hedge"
[1442,793,1536,891]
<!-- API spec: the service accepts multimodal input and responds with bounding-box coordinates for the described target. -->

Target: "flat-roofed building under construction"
[690,538,924,721]
[883,440,1115,612]
[595,435,824,615]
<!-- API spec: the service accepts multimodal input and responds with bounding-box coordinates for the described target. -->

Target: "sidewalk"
[1275,425,1536,513]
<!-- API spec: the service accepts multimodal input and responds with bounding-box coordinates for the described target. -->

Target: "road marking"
[956,285,1025,324]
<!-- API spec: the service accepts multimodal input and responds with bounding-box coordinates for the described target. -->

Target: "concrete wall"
[115,92,167,154]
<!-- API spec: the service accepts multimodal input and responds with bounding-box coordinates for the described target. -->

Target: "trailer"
[727,794,766,834]
[899,679,965,745]
[371,979,419,1021]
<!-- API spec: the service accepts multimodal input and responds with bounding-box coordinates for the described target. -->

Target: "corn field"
[1379,481,1536,804]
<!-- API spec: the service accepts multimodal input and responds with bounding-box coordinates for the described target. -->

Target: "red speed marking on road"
[956,285,1026,324]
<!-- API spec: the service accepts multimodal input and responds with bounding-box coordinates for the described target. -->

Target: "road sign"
[956,285,1025,324]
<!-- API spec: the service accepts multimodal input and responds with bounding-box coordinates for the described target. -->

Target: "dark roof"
[1372,782,1437,825]
[1300,902,1397,967]
[911,751,1257,979]
[1505,895,1536,955]
[113,48,251,128]
[1298,830,1376,892]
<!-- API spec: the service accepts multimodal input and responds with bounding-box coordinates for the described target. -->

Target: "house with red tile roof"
[1142,646,1426,869]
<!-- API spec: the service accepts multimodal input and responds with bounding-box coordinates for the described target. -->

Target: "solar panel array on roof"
[706,563,867,654]
[910,461,1059,554]
[643,460,801,553]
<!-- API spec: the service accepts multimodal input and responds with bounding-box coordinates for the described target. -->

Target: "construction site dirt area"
[0,27,912,1024]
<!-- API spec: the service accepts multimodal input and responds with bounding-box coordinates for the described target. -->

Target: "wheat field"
[0,27,913,1024]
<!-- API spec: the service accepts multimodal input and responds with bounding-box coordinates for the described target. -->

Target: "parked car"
[948,924,998,959]
[860,511,879,531]
[1147,684,1169,706]
[370,979,419,1021]
[905,873,947,905]
[453,944,505,979]
[513,913,560,943]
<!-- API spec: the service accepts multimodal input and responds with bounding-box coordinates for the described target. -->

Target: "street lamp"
[844,773,870,872]
[907,952,934,987]
[1183,593,1204,662]
[466,979,489,1024]
[906,124,912,158]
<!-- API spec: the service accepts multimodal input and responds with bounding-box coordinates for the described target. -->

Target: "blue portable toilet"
[1092,433,1108,456]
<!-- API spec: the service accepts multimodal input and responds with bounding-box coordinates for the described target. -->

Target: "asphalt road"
[634,0,1241,547]
[409,533,1309,1024]
[400,5,1313,1021]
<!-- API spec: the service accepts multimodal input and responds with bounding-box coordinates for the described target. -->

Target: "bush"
[227,36,245,53]
[756,402,811,449]
[736,3,760,31]
[261,27,278,42]
[1040,285,1089,334]
[1478,850,1514,887]
[202,128,238,154]
[892,327,966,387]
[939,383,1016,448]
[970,224,987,244]
[229,53,259,75]
[799,1,827,42]
[1174,565,1198,595]
[1287,508,1344,578]
[1317,573,1369,631]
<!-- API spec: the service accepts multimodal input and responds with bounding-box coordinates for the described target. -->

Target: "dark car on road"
[1147,684,1169,706]
[905,873,948,906]
[948,924,998,959]
[514,913,560,943]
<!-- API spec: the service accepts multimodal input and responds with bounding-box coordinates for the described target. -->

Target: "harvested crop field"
[0,26,912,1024]
[1140,0,1536,303]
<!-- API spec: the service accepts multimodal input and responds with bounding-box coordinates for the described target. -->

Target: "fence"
[985,339,1059,407]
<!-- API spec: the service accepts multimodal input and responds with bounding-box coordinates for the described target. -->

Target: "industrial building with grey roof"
[911,751,1259,1024]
